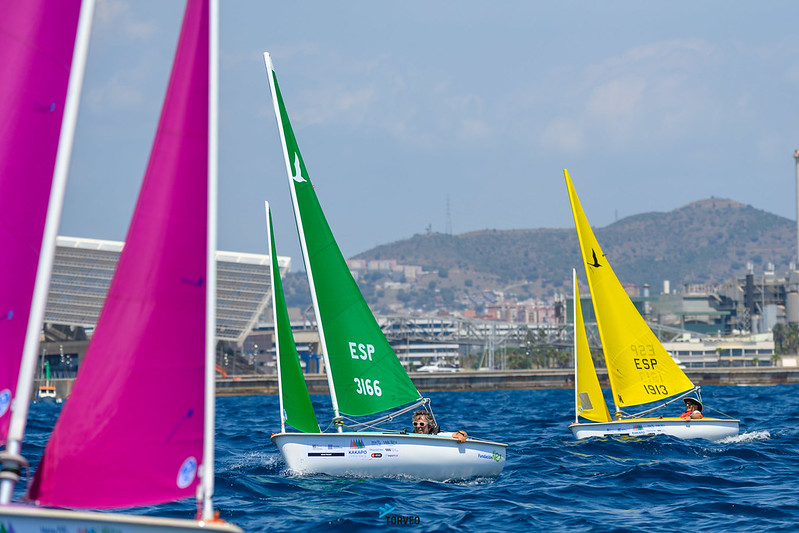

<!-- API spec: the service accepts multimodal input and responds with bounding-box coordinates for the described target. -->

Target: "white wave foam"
[718,430,770,443]
[228,451,282,471]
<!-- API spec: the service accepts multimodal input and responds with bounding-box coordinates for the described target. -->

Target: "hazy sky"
[60,0,799,267]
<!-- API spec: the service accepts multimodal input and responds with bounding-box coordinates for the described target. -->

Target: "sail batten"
[565,169,694,411]
[263,53,421,418]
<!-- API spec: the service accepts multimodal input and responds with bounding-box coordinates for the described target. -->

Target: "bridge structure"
[375,314,703,370]
[378,315,569,369]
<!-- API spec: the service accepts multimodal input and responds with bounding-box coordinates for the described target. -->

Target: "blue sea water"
[18,384,799,532]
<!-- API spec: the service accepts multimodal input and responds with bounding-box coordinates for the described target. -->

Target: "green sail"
[267,205,320,433]
[267,62,421,417]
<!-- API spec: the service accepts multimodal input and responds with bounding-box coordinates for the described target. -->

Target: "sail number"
[349,342,382,395]
[349,342,375,361]
[631,344,657,370]
[643,384,668,395]
[633,358,657,370]
[354,378,382,396]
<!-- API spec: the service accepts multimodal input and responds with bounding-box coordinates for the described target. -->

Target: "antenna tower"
[795,150,799,264]
[445,195,452,235]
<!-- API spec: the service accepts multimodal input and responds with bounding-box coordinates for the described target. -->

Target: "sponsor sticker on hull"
[308,452,346,457]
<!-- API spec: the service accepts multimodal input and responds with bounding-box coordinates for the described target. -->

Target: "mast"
[0,0,96,504]
[262,53,342,429]
[265,202,287,434]
[573,269,579,425]
[200,0,219,520]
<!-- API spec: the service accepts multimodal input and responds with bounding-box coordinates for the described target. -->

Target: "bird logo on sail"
[291,153,307,183]
[176,456,197,489]
[587,249,602,268]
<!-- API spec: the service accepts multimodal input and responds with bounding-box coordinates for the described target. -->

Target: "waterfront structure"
[653,267,799,335]
[39,236,286,377]
[36,239,799,377]
[47,236,285,340]
[662,332,775,368]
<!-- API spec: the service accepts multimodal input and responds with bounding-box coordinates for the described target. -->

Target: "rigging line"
[333,399,429,432]
[703,405,736,419]
[319,419,337,433]
[342,421,395,433]
[622,387,700,419]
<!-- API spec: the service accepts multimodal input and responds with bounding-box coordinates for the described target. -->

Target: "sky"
[60,0,799,267]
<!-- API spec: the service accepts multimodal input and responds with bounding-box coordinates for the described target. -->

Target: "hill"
[281,198,795,312]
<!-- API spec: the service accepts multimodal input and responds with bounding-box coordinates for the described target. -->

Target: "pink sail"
[29,0,210,508]
[0,1,83,445]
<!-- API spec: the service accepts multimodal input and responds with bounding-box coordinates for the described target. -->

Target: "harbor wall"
[213,367,799,396]
[36,368,799,400]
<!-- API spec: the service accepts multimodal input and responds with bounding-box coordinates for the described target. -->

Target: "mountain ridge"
[280,198,795,312]
[357,198,793,292]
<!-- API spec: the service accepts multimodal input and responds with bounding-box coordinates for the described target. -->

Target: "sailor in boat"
[679,397,704,421]
[412,410,468,443]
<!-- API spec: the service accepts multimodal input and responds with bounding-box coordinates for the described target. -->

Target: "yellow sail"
[564,169,694,411]
[573,270,612,422]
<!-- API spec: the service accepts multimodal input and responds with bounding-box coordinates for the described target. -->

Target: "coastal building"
[37,240,796,377]
[567,283,779,368]
[651,266,799,336]
[662,333,776,368]
[40,236,285,377]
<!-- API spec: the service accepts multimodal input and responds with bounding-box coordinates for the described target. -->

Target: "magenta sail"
[28,0,210,508]
[0,1,82,445]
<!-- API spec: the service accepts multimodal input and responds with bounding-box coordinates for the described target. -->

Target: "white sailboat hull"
[272,432,507,480]
[0,505,243,532]
[569,417,740,441]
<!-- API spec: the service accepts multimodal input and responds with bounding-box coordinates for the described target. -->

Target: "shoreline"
[36,367,799,399]
[214,367,799,396]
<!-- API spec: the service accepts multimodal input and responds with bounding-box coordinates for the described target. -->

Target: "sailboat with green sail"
[262,52,506,479]
[566,169,739,440]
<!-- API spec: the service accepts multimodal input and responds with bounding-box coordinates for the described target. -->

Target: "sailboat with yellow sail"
[565,169,739,441]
